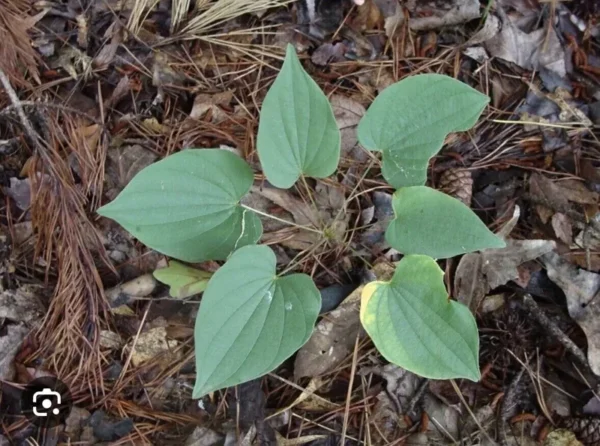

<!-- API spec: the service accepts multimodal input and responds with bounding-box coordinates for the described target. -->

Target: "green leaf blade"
[386,186,505,259]
[357,74,489,188]
[97,149,262,263]
[257,45,341,188]
[360,255,480,381]
[153,261,213,299]
[193,245,321,398]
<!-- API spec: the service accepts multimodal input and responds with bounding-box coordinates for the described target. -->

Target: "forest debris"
[529,174,571,223]
[293,285,363,378]
[294,263,394,378]
[0,324,29,380]
[543,429,583,446]
[64,406,91,439]
[99,330,123,350]
[3,177,32,211]
[0,0,40,87]
[0,286,44,324]
[189,90,233,123]
[127,326,179,367]
[542,252,600,374]
[481,13,566,76]
[88,410,134,442]
[404,0,480,31]
[311,42,348,65]
[331,94,367,159]
[106,274,157,307]
[360,191,393,251]
[552,213,573,245]
[455,240,555,312]
[439,169,473,206]
[105,145,157,200]
[184,427,224,446]
[291,377,338,411]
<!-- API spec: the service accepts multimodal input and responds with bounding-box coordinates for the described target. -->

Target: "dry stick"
[0,68,40,145]
[240,203,322,235]
[521,293,590,371]
[450,379,496,445]
[405,378,429,416]
[341,333,361,445]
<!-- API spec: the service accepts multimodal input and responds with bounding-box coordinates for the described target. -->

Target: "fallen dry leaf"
[529,173,570,223]
[481,12,566,76]
[552,213,573,245]
[330,94,367,160]
[542,251,600,375]
[290,377,338,411]
[105,145,158,200]
[455,240,556,312]
[189,90,233,123]
[294,263,394,378]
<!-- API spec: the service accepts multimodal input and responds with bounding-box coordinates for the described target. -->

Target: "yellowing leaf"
[360,255,480,381]
[153,261,213,299]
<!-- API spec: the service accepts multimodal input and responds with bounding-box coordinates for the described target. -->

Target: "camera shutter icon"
[32,388,62,417]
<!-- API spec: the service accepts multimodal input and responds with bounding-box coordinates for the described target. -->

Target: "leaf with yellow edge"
[153,261,213,299]
[360,255,480,381]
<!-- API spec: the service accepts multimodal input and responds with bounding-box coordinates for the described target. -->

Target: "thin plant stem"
[240,204,322,234]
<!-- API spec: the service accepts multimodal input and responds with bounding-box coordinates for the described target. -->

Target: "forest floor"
[0,0,600,445]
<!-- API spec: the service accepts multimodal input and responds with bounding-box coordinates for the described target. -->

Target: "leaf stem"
[240,204,323,235]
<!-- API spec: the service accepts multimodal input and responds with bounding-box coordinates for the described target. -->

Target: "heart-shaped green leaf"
[386,186,505,259]
[357,74,489,188]
[361,255,480,381]
[97,149,262,263]
[193,244,321,398]
[153,261,213,299]
[257,44,341,189]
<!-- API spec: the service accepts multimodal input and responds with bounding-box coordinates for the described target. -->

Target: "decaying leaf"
[294,263,394,378]
[189,90,233,123]
[105,145,158,200]
[331,95,367,154]
[529,173,571,223]
[552,213,573,245]
[288,377,338,412]
[542,252,600,375]
[455,240,556,312]
[479,12,566,76]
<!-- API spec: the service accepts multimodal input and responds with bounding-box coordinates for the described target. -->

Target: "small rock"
[184,427,224,446]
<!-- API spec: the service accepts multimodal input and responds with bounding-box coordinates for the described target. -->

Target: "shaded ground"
[0,0,600,444]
